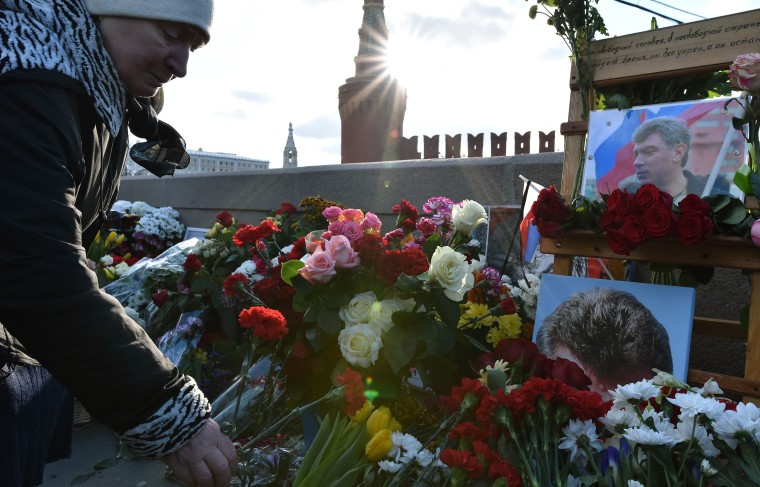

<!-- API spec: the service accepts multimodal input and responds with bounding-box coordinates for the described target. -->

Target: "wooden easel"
[543,9,760,399]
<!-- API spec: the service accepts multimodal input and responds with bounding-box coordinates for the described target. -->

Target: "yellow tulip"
[350,400,374,424]
[388,417,402,432]
[207,227,218,238]
[365,429,393,461]
[105,231,117,246]
[366,406,390,436]
[93,232,102,244]
[115,234,125,245]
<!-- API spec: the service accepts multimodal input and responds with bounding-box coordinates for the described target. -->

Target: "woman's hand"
[162,419,237,487]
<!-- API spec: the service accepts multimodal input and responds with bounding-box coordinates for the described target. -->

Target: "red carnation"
[274,202,297,215]
[676,212,713,245]
[216,210,234,227]
[233,224,258,247]
[375,248,429,285]
[223,272,249,297]
[440,449,483,478]
[488,461,523,485]
[238,306,288,341]
[336,368,366,416]
[183,254,203,273]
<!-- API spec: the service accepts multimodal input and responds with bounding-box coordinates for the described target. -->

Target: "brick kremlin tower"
[338,0,406,163]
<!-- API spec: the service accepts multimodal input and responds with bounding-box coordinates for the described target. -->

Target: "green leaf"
[734,164,753,196]
[292,291,312,312]
[303,305,318,323]
[317,306,343,334]
[395,273,423,293]
[431,287,462,328]
[93,457,119,470]
[383,325,418,374]
[190,278,218,294]
[281,259,305,286]
[715,200,749,226]
[422,232,440,259]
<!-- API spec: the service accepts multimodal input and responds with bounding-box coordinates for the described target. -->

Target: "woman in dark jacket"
[0,1,236,486]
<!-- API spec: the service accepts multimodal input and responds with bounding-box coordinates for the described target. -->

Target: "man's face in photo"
[632,132,686,188]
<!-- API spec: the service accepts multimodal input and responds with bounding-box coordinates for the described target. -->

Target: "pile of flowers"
[531,184,755,255]
[109,200,186,258]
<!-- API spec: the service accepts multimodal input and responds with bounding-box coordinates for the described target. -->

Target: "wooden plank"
[561,90,585,199]
[745,273,760,381]
[540,232,760,271]
[559,121,589,137]
[688,369,760,399]
[569,9,760,88]
[693,317,746,340]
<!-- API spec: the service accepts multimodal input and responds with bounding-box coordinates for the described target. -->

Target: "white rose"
[367,297,412,334]
[338,324,382,368]
[452,200,487,235]
[339,291,377,326]
[427,246,474,301]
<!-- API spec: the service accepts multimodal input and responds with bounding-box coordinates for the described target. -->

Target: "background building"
[123,149,270,176]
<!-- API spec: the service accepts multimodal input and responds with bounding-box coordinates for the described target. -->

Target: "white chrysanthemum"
[610,379,659,410]
[667,392,726,421]
[339,291,377,327]
[673,418,719,457]
[129,201,155,217]
[511,273,540,306]
[640,409,676,438]
[233,260,259,278]
[600,408,639,435]
[712,406,760,449]
[700,459,718,476]
[137,206,184,242]
[100,255,114,266]
[694,378,723,396]
[624,426,675,446]
[111,200,132,214]
[377,460,403,473]
[559,419,603,464]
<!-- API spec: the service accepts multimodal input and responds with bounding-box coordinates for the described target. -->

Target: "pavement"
[42,422,177,487]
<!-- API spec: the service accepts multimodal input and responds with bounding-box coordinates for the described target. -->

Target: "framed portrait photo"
[532,274,695,397]
[582,97,747,202]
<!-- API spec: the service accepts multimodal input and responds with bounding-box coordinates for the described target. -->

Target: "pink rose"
[341,208,364,221]
[322,206,342,221]
[328,220,344,235]
[298,248,336,283]
[729,53,760,92]
[325,234,360,268]
[752,220,760,247]
[342,221,363,241]
[360,212,382,234]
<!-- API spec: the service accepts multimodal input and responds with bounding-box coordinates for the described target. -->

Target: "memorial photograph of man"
[582,98,745,202]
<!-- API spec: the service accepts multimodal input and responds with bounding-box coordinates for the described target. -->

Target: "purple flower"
[384,228,405,241]
[422,196,454,226]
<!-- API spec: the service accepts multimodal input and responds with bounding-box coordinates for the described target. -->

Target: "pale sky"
[154,0,758,168]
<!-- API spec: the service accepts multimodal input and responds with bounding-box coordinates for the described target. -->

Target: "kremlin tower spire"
[283,123,298,168]
[338,0,406,163]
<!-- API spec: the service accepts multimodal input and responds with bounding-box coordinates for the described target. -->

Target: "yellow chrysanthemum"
[457,302,492,329]
[486,314,522,345]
